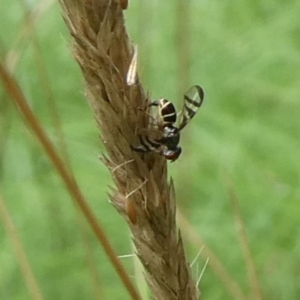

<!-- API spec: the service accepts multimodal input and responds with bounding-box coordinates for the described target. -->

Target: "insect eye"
[163,147,182,162]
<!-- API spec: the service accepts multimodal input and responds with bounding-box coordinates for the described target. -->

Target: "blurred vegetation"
[0,0,299,299]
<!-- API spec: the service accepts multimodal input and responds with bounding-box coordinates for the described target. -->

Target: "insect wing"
[131,128,163,153]
[178,85,204,131]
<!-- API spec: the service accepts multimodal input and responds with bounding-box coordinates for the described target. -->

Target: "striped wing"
[178,85,204,131]
[131,128,164,153]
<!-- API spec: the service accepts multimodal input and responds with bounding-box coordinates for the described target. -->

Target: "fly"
[131,85,204,161]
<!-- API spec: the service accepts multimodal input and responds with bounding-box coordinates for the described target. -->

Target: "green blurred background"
[1,0,300,299]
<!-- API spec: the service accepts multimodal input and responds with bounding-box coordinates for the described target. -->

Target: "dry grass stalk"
[0,59,140,300]
[178,211,247,300]
[59,0,199,299]
[0,191,44,300]
[225,175,262,300]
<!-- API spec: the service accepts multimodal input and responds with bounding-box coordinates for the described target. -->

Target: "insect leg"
[137,107,156,124]
[148,100,160,107]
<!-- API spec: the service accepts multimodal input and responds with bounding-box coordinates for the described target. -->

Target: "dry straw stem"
[225,175,262,300]
[59,0,199,299]
[0,60,140,300]
[178,211,247,300]
[0,191,44,300]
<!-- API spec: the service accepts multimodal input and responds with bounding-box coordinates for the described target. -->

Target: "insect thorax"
[162,125,180,149]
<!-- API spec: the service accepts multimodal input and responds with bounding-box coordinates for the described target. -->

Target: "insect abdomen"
[160,99,177,124]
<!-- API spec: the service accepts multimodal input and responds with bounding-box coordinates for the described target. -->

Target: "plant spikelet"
[59,0,200,298]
